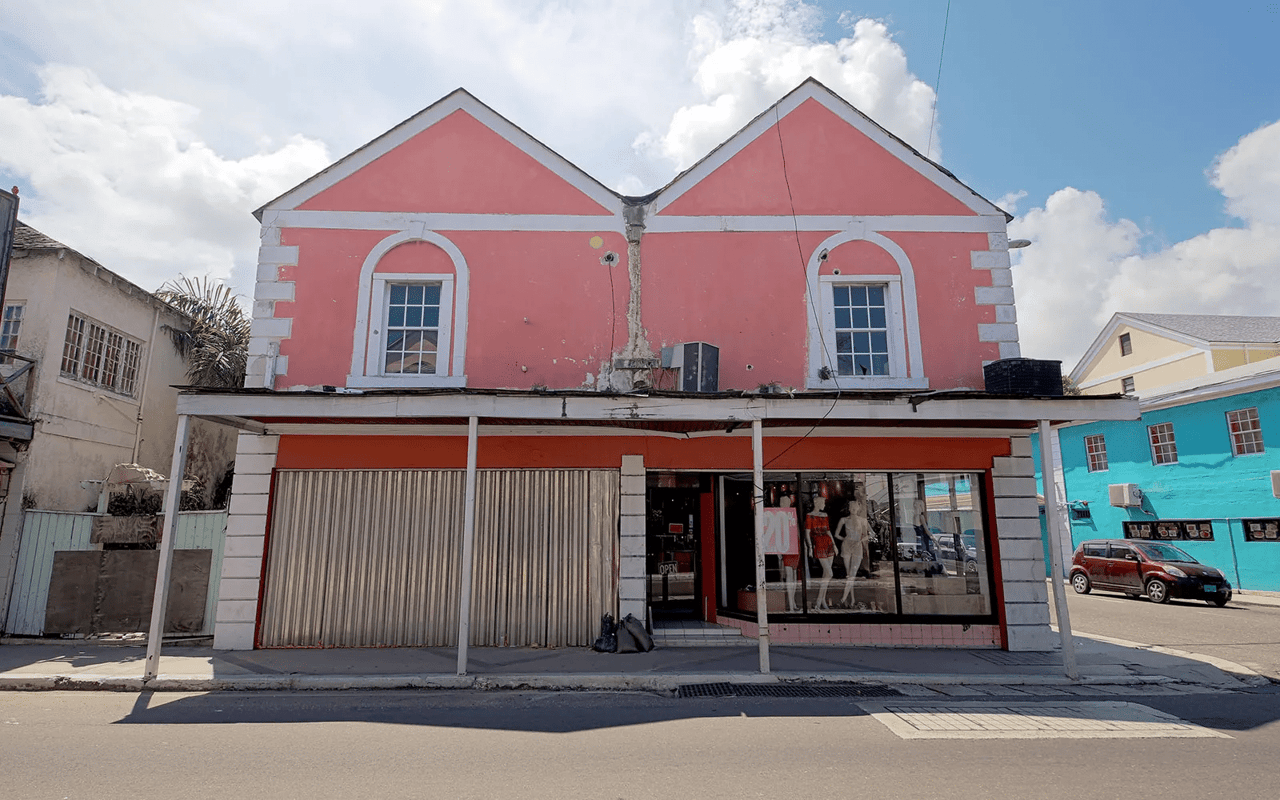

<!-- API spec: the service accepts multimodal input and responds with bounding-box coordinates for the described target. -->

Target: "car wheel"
[1145,579,1169,604]
[1071,573,1091,594]
[1207,596,1229,607]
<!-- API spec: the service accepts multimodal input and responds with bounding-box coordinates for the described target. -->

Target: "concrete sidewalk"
[0,631,1266,694]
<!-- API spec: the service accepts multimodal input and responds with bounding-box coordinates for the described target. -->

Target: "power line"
[925,0,952,160]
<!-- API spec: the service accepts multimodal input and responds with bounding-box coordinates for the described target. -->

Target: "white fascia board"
[227,422,1028,438]
[178,392,1139,426]
[257,90,622,218]
[643,215,1005,234]
[651,80,1007,219]
[1138,367,1280,413]
[271,210,622,232]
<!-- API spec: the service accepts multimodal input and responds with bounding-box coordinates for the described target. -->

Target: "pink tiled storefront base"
[716,616,1001,648]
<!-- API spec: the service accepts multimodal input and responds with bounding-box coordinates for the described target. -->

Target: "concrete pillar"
[618,455,646,622]
[213,432,279,650]
[994,435,1055,652]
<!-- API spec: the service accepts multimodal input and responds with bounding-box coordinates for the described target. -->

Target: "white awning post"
[1039,419,1079,680]
[456,416,480,676]
[143,413,192,682]
[751,419,771,673]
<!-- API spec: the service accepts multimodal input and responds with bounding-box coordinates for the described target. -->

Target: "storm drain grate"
[677,682,903,699]
[970,651,1062,666]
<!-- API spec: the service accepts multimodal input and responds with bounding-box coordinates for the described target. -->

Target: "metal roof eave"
[177,389,1138,434]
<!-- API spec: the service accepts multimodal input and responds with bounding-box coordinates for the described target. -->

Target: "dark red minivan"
[1069,539,1231,606]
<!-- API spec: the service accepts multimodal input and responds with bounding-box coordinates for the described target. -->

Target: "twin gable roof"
[256,79,1008,222]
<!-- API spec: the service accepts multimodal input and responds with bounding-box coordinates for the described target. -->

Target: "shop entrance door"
[646,486,701,621]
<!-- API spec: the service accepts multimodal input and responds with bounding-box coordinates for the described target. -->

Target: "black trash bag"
[592,613,618,653]
[620,614,654,653]
[615,623,640,653]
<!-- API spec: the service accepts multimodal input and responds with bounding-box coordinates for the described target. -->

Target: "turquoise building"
[1040,362,1280,592]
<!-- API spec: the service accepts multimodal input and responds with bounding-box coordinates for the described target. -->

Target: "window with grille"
[1148,422,1178,465]
[831,284,890,377]
[1121,376,1135,394]
[1084,434,1108,472]
[60,312,143,397]
[383,283,442,375]
[1119,332,1132,356]
[1226,407,1264,456]
[0,304,23,351]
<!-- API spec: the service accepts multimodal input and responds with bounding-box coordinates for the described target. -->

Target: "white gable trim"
[259,91,622,217]
[651,81,1005,218]
[347,227,469,387]
[1076,348,1206,390]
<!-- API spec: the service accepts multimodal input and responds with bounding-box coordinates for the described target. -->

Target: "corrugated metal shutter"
[259,469,618,648]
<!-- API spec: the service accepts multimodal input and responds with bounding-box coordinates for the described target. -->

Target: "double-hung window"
[1148,422,1178,465]
[1226,407,1264,456]
[0,304,23,351]
[1084,434,1108,472]
[60,312,142,396]
[811,275,920,389]
[356,273,458,386]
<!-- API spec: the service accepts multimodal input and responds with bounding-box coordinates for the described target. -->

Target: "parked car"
[1069,539,1231,606]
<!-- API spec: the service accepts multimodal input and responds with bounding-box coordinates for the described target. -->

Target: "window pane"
[836,355,854,375]
[870,354,889,375]
[853,332,870,352]
[422,307,440,328]
[834,308,850,328]
[423,284,441,305]
[832,286,849,305]
[403,331,423,351]
[390,284,406,304]
[854,356,871,375]
[849,286,867,305]
[407,285,424,304]
[869,307,886,328]
[870,331,888,353]
[851,308,868,328]
[388,307,404,326]
[405,307,422,327]
[835,332,851,353]
[867,286,884,305]
[892,472,991,616]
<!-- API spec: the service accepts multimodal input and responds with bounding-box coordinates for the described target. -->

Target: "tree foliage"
[155,275,250,388]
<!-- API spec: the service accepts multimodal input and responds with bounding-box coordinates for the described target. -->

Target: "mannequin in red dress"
[806,497,836,610]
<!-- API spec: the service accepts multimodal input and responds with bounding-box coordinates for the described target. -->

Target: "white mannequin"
[806,496,836,610]
[778,495,800,612]
[835,485,871,608]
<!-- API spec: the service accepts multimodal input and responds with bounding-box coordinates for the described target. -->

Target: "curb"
[0,670,1178,694]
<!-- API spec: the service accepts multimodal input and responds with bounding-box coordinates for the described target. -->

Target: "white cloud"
[0,65,329,293]
[635,4,939,170]
[1010,119,1280,368]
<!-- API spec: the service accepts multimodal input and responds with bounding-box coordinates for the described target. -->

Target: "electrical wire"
[926,0,952,160]
[762,105,841,470]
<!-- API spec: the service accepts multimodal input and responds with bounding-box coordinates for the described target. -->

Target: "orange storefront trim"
[275,434,1011,471]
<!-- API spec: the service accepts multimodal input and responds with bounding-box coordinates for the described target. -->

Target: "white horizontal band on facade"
[240,423,1035,438]
[266,209,1007,235]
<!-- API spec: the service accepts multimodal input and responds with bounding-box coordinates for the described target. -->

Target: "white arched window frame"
[805,231,927,390]
[347,226,469,388]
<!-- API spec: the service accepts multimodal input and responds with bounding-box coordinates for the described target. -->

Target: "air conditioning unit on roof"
[1109,483,1143,508]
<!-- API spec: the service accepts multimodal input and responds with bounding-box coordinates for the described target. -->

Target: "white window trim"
[1148,422,1178,466]
[347,227,469,388]
[1226,407,1264,457]
[805,231,926,391]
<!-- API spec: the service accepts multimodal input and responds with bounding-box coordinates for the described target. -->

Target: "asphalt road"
[1056,588,1280,681]
[4,688,1280,799]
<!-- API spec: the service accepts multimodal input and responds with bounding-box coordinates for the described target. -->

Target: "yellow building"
[1071,313,1280,397]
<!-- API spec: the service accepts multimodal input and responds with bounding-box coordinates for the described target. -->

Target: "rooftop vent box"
[1109,483,1143,508]
[661,342,719,393]
[983,358,1063,396]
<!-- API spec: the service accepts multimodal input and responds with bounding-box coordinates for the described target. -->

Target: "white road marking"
[858,701,1232,740]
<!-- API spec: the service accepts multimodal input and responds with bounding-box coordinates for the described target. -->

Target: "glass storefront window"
[723,470,993,620]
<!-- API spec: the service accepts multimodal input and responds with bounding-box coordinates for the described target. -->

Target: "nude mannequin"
[806,497,836,610]
[835,485,871,607]
[778,495,801,612]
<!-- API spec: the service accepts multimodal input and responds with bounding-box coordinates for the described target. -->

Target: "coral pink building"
[173,80,1133,662]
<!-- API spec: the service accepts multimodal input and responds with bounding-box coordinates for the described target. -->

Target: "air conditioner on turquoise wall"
[1109,483,1143,508]
[1272,471,1280,499]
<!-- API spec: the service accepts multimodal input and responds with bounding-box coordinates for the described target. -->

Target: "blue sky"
[1,0,1278,364]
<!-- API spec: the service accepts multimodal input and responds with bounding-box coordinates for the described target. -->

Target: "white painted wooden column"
[144,414,191,681]
[1039,420,1079,678]
[751,419,770,673]
[456,416,479,675]
[213,432,280,650]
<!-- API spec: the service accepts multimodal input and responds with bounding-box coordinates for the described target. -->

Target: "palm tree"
[155,276,250,388]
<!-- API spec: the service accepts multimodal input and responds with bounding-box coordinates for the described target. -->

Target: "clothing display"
[807,514,836,559]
